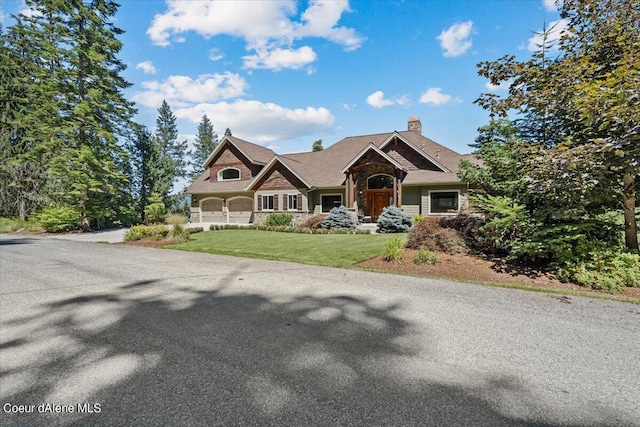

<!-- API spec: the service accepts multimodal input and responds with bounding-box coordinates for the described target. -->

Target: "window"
[218,168,240,181]
[262,195,274,211]
[288,194,297,210]
[429,191,459,214]
[367,174,394,189]
[321,194,342,213]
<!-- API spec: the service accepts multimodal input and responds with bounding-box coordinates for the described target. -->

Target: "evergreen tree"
[129,125,171,222]
[224,128,232,136]
[312,139,323,152]
[3,0,136,229]
[190,114,218,179]
[154,100,187,208]
[475,0,639,249]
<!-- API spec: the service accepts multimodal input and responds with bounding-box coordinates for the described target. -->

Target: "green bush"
[406,217,467,254]
[376,206,412,233]
[188,227,204,234]
[321,205,356,230]
[144,202,165,224]
[383,237,405,262]
[36,206,81,232]
[557,249,640,291]
[412,214,425,226]
[124,224,169,241]
[0,217,28,233]
[469,194,531,254]
[265,212,293,227]
[414,248,438,265]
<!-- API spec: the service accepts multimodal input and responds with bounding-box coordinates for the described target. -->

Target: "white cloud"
[543,0,561,12]
[528,19,568,52]
[132,72,248,108]
[419,88,459,106]
[484,80,510,92]
[437,21,473,57]
[175,100,335,144]
[366,91,408,109]
[135,60,157,75]
[243,45,317,71]
[208,48,224,61]
[146,0,363,71]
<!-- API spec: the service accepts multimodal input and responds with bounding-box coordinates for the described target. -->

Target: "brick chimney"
[408,116,422,134]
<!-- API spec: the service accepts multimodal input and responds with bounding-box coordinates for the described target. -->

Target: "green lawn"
[168,230,401,268]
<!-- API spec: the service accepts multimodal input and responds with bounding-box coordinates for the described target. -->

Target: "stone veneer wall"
[354,163,396,211]
[253,211,312,225]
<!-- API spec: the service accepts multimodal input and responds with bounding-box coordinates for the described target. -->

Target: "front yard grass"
[168,229,401,268]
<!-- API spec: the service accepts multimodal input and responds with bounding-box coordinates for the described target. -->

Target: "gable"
[208,141,262,181]
[382,137,443,172]
[251,162,309,190]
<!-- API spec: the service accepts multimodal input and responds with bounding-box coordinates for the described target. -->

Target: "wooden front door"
[366,189,393,221]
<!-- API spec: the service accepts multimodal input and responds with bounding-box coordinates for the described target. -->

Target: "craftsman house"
[186,117,476,224]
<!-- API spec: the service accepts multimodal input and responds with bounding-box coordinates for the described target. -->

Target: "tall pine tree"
[189,114,218,179]
[154,100,187,208]
[4,0,136,229]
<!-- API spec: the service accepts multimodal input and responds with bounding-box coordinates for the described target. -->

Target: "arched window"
[367,174,394,189]
[218,167,241,181]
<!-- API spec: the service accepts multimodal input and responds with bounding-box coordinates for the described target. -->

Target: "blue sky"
[2,0,565,155]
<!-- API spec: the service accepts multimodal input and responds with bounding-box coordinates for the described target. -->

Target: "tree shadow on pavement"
[1,277,597,426]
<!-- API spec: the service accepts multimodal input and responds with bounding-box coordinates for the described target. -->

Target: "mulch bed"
[357,249,640,300]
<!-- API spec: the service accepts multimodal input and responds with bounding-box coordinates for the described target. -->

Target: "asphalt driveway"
[1,234,639,426]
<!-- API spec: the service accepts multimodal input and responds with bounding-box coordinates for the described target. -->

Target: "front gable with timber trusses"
[246,157,311,191]
[379,132,449,173]
[205,139,263,183]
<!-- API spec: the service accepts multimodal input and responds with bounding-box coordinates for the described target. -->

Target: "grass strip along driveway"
[169,230,398,268]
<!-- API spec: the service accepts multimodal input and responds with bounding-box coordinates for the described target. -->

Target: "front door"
[366,189,393,221]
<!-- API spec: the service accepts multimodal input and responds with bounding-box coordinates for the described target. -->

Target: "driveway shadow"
[1,280,597,426]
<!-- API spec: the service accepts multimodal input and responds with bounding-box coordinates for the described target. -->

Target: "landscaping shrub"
[144,202,165,224]
[265,212,293,227]
[36,206,80,232]
[412,214,425,226]
[187,227,204,234]
[406,216,466,254]
[299,214,326,231]
[124,224,169,241]
[321,206,356,230]
[166,216,188,243]
[414,248,438,265]
[376,206,412,233]
[166,214,187,225]
[383,237,404,262]
[469,194,531,254]
[557,249,640,291]
[440,214,487,250]
[0,217,27,233]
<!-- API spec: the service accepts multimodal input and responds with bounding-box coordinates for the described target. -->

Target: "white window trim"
[218,167,241,181]
[262,194,275,211]
[320,193,343,213]
[428,189,460,215]
[287,194,299,211]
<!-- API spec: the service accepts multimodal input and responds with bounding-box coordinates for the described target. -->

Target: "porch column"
[346,172,355,208]
[392,173,398,206]
[397,171,402,208]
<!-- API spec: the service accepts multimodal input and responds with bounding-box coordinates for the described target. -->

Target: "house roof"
[340,143,407,174]
[188,127,475,193]
[245,155,313,191]
[203,135,275,167]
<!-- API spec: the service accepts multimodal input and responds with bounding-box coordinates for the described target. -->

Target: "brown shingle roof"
[279,131,473,187]
[227,136,274,164]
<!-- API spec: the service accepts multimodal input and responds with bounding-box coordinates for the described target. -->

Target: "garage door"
[201,199,224,222]
[228,198,253,223]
